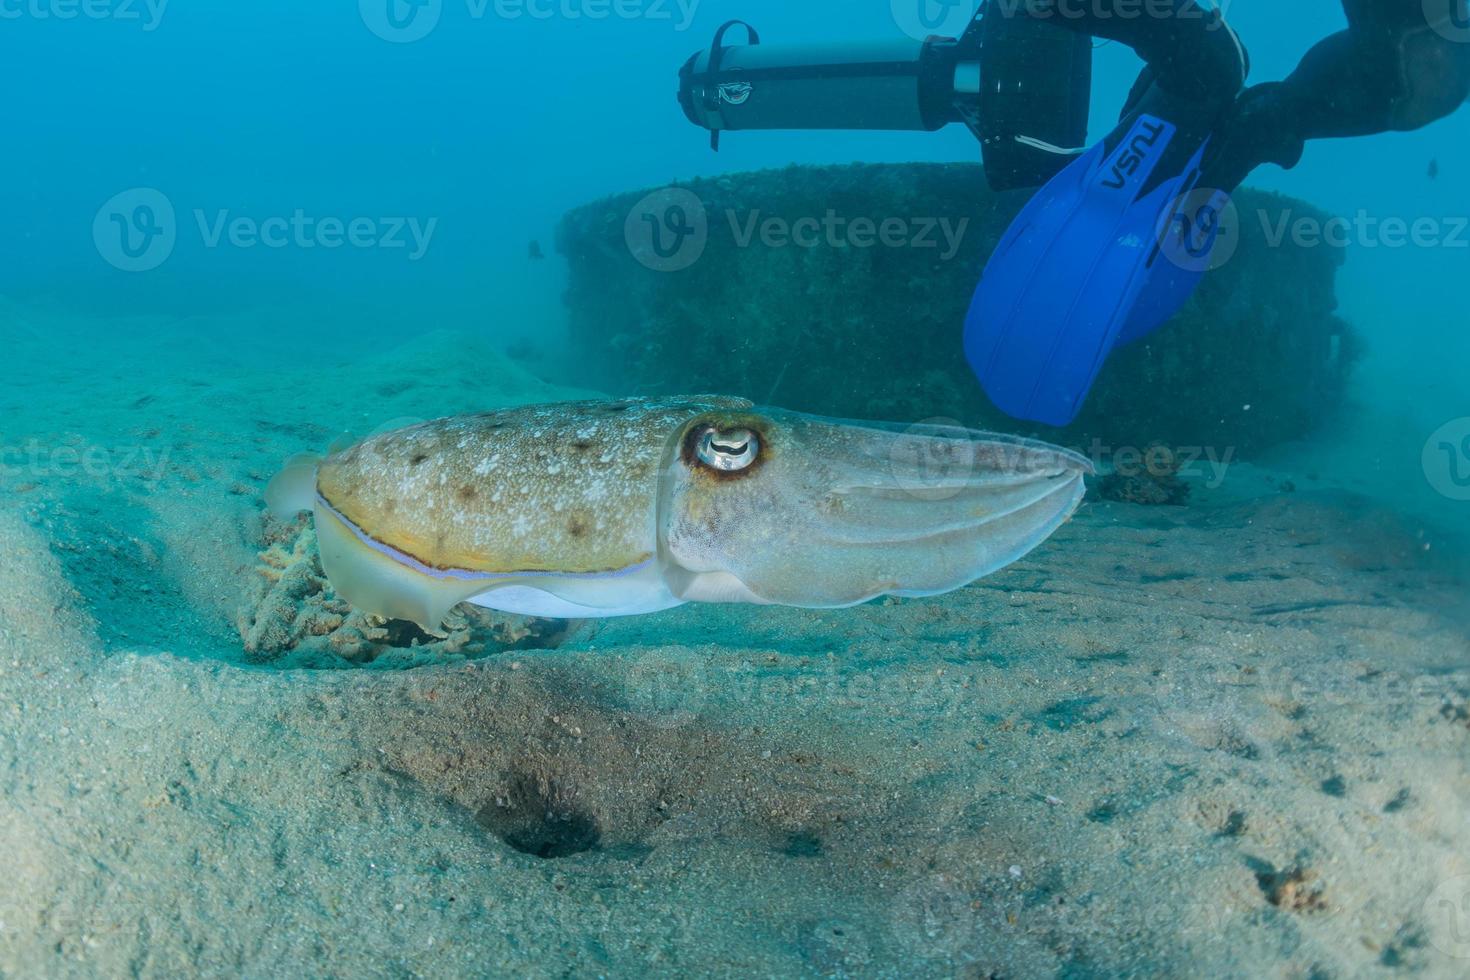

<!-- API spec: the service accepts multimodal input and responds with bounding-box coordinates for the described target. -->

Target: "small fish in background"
[528,239,545,260]
[1428,158,1439,180]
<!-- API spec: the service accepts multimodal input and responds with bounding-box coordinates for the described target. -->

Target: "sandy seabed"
[2,310,1468,978]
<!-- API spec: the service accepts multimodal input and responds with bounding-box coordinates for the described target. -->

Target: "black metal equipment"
[677,5,1094,191]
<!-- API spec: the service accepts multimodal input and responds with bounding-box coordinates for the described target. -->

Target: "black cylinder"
[678,38,957,135]
[976,7,1094,190]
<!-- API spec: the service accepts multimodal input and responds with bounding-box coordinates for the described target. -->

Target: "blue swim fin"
[965,89,1224,427]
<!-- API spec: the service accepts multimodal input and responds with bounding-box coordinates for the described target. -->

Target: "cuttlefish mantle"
[266,396,1090,630]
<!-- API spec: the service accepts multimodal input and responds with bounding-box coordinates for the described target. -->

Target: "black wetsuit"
[1016,0,1470,190]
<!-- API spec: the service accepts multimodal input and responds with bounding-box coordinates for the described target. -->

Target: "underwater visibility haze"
[1,0,1469,976]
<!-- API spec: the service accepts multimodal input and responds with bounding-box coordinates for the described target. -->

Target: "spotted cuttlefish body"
[267,396,1090,630]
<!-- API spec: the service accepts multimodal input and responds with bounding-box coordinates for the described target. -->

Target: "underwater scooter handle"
[692,20,762,151]
[677,4,1093,191]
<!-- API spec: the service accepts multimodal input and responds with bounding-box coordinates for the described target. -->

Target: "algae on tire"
[557,163,1356,456]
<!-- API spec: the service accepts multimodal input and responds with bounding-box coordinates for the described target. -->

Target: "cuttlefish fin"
[265,454,320,520]
[313,502,487,633]
[327,433,358,455]
[266,425,369,520]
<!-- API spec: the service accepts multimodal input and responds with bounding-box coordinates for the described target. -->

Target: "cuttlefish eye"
[694,426,759,472]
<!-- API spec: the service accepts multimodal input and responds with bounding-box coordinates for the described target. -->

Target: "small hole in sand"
[476,770,600,859]
[781,830,823,858]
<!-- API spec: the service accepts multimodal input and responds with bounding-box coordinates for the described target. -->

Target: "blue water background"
[2,0,1465,531]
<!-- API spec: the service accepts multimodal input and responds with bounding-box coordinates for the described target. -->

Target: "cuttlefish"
[267,397,1090,630]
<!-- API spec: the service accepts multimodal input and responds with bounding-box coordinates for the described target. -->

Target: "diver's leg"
[1019,0,1248,106]
[1204,1,1470,188]
[1286,2,1470,138]
[979,0,1247,189]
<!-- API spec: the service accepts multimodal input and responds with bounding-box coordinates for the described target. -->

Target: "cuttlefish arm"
[266,398,1090,629]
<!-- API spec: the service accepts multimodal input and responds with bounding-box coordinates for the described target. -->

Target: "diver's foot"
[1201,82,1308,192]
